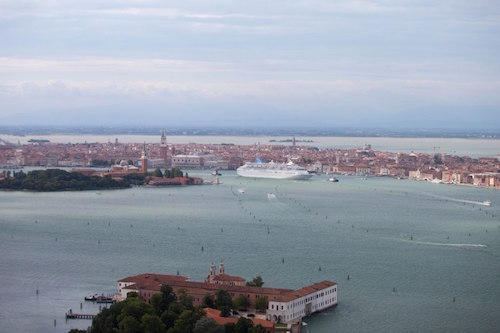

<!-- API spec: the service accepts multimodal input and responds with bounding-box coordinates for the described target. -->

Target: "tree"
[0,168,130,191]
[161,309,179,330]
[434,154,443,164]
[233,295,250,311]
[151,294,163,316]
[224,323,236,333]
[119,297,155,322]
[141,313,166,333]
[160,285,176,312]
[254,296,268,313]
[202,293,215,308]
[177,289,194,309]
[153,168,163,177]
[250,325,266,333]
[151,285,176,316]
[127,292,139,298]
[168,301,186,315]
[118,315,142,333]
[90,301,126,333]
[15,170,26,179]
[235,317,253,333]
[168,307,205,333]
[216,290,233,317]
[170,168,183,178]
[246,276,264,287]
[193,317,224,333]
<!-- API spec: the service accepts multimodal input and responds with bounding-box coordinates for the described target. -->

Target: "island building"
[171,154,205,169]
[140,142,148,173]
[205,261,246,286]
[160,128,168,165]
[117,262,337,332]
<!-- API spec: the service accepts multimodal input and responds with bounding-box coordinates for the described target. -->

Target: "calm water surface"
[1,173,499,333]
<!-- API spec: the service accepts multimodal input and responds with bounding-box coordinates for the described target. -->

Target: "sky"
[0,0,499,129]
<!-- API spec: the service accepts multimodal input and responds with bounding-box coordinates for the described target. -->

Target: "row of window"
[270,304,284,310]
[276,288,337,311]
[288,297,336,320]
[317,297,336,309]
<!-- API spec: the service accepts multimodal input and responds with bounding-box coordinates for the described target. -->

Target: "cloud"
[0,57,231,74]
[0,1,499,128]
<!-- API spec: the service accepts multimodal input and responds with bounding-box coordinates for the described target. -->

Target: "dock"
[66,310,97,320]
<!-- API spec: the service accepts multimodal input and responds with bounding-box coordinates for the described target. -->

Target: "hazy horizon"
[1,125,500,139]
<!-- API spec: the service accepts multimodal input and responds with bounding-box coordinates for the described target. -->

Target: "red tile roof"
[276,280,336,302]
[213,274,246,282]
[119,273,189,285]
[119,274,336,305]
[205,308,274,329]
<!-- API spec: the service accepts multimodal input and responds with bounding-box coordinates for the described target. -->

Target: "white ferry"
[237,159,312,180]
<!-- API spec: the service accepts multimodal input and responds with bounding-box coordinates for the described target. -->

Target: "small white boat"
[238,188,245,193]
[267,192,276,200]
[329,177,339,182]
[483,201,492,206]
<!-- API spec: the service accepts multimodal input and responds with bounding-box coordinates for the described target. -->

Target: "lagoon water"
[1,173,500,333]
[2,134,500,157]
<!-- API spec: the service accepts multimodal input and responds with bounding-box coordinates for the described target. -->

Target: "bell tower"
[160,128,168,166]
[141,142,148,173]
[219,261,225,275]
[206,262,216,283]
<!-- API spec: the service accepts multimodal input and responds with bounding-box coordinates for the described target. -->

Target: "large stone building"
[171,154,204,168]
[117,264,338,329]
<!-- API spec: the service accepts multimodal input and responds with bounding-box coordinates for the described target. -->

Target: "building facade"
[171,155,204,168]
[117,265,338,327]
[266,281,337,324]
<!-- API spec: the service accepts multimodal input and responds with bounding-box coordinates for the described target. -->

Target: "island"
[0,169,130,191]
[68,263,337,333]
[0,167,202,192]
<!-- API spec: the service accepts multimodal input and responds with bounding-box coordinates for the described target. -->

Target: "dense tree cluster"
[0,166,197,191]
[79,286,267,333]
[162,168,184,178]
[149,168,197,185]
[90,287,203,333]
[245,276,264,288]
[0,169,130,191]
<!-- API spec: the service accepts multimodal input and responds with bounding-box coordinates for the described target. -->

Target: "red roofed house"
[205,308,274,333]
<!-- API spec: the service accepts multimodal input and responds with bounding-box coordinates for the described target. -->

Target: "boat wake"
[409,240,487,248]
[267,193,277,200]
[422,193,492,206]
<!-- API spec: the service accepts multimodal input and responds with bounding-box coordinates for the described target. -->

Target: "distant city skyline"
[1,1,499,129]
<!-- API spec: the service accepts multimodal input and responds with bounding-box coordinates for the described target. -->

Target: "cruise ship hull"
[237,165,313,180]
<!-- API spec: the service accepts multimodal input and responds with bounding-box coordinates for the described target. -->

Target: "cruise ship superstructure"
[237,160,312,180]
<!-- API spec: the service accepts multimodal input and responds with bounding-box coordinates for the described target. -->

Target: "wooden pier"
[66,310,96,320]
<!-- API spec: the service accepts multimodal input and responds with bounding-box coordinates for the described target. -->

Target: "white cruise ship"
[237,160,312,180]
